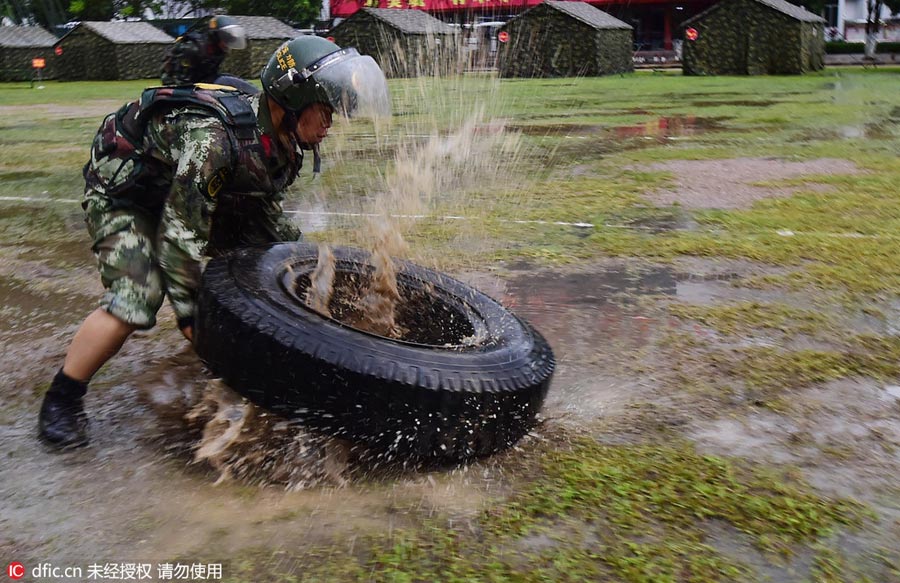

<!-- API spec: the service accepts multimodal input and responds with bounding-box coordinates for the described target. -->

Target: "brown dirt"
[644,157,862,209]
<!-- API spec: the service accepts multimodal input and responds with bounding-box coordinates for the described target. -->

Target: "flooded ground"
[643,157,863,209]
[4,247,898,579]
[0,252,663,562]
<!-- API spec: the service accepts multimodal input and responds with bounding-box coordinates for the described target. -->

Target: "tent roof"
[0,25,57,48]
[65,21,175,44]
[684,0,826,25]
[229,15,298,39]
[358,8,458,34]
[543,1,633,30]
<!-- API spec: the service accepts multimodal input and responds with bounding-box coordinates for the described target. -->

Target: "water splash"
[355,221,406,338]
[195,35,534,485]
[186,380,349,490]
[306,243,336,318]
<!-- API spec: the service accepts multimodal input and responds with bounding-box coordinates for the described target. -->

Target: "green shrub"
[826,41,864,54]
[826,41,900,54]
[878,41,900,53]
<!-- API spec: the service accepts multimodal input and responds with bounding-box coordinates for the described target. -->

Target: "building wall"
[683,0,823,75]
[56,29,117,80]
[0,47,56,82]
[114,43,169,80]
[682,6,745,75]
[331,14,456,77]
[498,6,632,77]
[56,28,170,80]
[744,6,803,74]
[331,13,398,75]
[594,28,635,75]
[222,39,289,79]
[394,32,459,77]
[800,21,825,70]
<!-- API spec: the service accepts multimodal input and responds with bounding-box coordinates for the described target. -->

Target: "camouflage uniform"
[83,93,302,330]
[161,31,226,86]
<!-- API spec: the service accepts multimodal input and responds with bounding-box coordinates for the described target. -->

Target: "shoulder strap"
[136,85,259,168]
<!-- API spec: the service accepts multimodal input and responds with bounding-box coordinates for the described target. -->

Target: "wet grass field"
[2,68,900,582]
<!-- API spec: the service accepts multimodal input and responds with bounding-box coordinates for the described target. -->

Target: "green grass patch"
[669,301,830,336]
[212,438,864,582]
[4,71,900,292]
[714,335,900,400]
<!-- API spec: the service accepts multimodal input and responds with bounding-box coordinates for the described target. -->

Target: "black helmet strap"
[280,108,322,175]
[312,143,322,174]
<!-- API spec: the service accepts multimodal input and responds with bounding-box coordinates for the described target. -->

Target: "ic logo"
[7,562,25,580]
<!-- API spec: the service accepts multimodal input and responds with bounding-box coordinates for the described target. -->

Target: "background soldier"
[161,15,248,86]
[38,36,391,448]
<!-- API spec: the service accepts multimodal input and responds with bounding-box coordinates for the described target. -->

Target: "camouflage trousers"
[83,190,203,330]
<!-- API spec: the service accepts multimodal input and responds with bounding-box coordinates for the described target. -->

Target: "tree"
[66,0,163,20]
[795,0,827,17]
[67,0,114,20]
[9,0,69,26]
[220,0,322,27]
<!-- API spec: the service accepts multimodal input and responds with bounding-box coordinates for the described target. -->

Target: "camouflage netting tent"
[329,8,459,78]
[498,1,633,78]
[0,25,58,81]
[220,16,297,79]
[54,21,173,81]
[681,0,825,75]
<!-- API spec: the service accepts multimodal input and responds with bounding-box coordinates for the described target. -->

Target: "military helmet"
[208,15,246,50]
[260,36,391,119]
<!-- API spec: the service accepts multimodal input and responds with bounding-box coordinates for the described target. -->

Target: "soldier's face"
[295,103,333,145]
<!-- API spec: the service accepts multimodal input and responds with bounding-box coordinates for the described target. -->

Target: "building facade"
[0,25,57,81]
[498,1,633,77]
[54,21,173,80]
[329,8,459,76]
[681,0,825,74]
[330,0,717,51]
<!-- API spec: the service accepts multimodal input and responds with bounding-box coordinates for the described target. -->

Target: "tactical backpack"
[83,84,258,200]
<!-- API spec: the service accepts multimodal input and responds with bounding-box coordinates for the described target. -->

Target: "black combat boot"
[38,369,89,448]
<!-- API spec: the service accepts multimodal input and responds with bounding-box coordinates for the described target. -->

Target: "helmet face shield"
[268,48,391,119]
[314,54,391,119]
[217,24,247,50]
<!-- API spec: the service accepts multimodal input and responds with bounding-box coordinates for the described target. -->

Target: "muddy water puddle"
[691,377,900,497]
[0,260,718,551]
[1,338,502,566]
[690,378,900,575]
[5,255,897,574]
[508,115,735,140]
[690,99,780,108]
[0,280,82,331]
[796,123,899,141]
[459,264,685,425]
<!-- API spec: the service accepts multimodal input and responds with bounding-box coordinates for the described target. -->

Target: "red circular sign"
[326,36,335,42]
[498,31,509,43]
[55,45,63,56]
[685,27,699,41]
[8,563,25,580]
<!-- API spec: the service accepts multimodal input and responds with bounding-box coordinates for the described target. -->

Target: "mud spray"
[185,380,350,489]
[188,33,530,488]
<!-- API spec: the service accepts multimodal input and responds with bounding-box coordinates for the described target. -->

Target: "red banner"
[331,0,543,17]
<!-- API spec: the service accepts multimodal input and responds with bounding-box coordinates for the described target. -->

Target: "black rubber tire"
[194,242,555,461]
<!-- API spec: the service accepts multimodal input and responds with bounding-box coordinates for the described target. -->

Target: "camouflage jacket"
[84,88,303,258]
[161,31,226,86]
